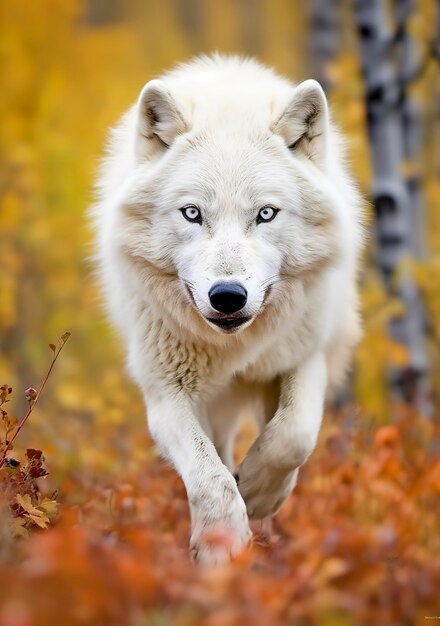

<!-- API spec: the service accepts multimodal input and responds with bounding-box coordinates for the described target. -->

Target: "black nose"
[209,282,248,314]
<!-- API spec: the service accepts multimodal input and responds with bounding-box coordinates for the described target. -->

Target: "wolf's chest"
[234,320,316,383]
[238,338,304,382]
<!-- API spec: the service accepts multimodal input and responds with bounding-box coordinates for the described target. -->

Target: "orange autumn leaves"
[0,400,439,626]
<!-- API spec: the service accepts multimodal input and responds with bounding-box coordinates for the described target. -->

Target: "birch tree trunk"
[353,0,427,402]
[395,0,425,259]
[310,0,341,91]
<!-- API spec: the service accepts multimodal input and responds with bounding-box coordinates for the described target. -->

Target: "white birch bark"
[310,0,341,91]
[354,0,427,401]
[395,0,425,259]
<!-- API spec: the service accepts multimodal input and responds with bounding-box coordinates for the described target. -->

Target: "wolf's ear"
[273,80,328,168]
[136,79,188,159]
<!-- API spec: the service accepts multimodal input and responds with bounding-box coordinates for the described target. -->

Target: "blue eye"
[181,205,202,224]
[257,206,279,224]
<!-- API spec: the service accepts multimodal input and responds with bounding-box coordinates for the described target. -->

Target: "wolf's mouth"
[183,282,251,332]
[207,316,251,331]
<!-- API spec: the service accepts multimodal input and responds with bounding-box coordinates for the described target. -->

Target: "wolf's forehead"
[174,131,290,197]
[168,164,284,213]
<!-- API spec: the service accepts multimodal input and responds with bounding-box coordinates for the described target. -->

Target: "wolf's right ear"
[135,79,188,160]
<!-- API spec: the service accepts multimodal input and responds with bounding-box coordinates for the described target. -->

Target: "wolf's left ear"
[136,79,188,159]
[273,80,328,168]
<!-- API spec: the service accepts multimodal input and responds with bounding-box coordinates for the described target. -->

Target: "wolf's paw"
[236,451,298,520]
[190,521,252,566]
[189,477,252,565]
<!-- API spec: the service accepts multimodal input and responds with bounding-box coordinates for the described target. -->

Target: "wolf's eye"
[257,206,279,224]
[181,205,202,224]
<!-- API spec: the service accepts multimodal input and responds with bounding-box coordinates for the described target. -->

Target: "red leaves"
[0,332,70,469]
[0,334,69,542]
[0,409,439,626]
[25,449,48,479]
[0,446,55,535]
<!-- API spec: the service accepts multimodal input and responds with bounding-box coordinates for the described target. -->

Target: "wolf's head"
[114,57,348,337]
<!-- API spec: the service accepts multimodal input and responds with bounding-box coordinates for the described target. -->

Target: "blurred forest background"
[0,1,439,625]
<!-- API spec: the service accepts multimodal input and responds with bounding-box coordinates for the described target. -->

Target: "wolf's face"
[118,78,341,335]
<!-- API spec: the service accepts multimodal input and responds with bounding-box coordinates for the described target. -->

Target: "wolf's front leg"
[146,389,251,565]
[236,352,327,519]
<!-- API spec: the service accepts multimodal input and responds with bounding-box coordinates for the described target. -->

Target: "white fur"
[91,55,364,565]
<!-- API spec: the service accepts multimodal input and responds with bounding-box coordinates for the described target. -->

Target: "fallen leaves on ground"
[0,405,438,626]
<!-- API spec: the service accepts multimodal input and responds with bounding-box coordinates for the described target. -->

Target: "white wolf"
[92,55,363,565]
